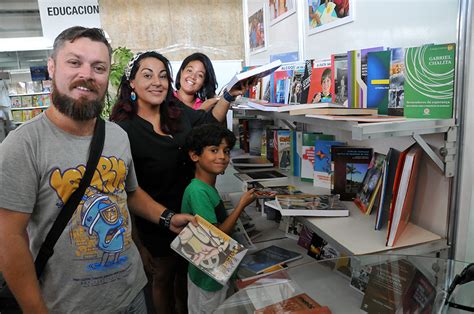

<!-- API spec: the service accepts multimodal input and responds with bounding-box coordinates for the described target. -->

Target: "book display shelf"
[232,106,452,259]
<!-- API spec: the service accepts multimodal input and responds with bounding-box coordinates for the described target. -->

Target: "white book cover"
[226,60,282,90]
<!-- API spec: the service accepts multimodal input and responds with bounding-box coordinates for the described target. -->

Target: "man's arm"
[0,208,48,313]
[126,186,196,234]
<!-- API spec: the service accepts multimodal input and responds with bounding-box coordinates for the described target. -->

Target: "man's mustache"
[69,79,99,93]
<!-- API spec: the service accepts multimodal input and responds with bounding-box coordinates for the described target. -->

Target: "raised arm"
[0,208,48,313]
[126,186,196,234]
[211,79,257,122]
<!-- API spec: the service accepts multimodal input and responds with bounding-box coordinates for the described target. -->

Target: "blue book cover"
[239,245,302,274]
[367,50,391,113]
[313,140,345,188]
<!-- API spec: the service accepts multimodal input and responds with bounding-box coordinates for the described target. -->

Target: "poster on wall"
[249,7,267,54]
[269,0,296,25]
[307,0,354,35]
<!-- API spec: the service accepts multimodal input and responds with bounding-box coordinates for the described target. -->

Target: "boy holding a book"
[182,123,256,313]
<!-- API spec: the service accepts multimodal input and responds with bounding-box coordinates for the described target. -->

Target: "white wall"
[244,0,469,256]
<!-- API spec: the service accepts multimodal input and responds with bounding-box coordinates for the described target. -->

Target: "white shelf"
[232,107,456,140]
[8,92,50,97]
[11,106,48,111]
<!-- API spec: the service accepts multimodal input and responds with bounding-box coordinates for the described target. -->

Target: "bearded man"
[0,26,194,313]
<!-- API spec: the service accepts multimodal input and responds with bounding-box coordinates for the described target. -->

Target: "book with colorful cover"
[347,47,384,108]
[301,133,335,182]
[386,145,422,247]
[275,194,349,217]
[367,50,391,113]
[300,59,314,106]
[170,215,248,285]
[331,53,348,106]
[239,245,302,275]
[270,62,303,103]
[331,147,373,201]
[226,60,282,91]
[287,64,306,104]
[354,152,386,215]
[307,59,333,104]
[247,182,303,199]
[275,129,291,170]
[254,293,331,314]
[388,48,406,116]
[404,43,455,119]
[375,148,401,230]
[314,140,346,189]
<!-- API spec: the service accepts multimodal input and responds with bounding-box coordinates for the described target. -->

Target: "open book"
[225,60,282,90]
[170,215,248,285]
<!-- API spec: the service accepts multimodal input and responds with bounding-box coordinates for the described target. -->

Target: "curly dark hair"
[110,51,182,134]
[185,123,236,156]
[175,53,217,101]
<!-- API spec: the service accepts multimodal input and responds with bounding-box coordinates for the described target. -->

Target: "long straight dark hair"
[110,51,182,134]
[175,52,217,100]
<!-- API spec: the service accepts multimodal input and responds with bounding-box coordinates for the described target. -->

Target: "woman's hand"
[199,97,220,111]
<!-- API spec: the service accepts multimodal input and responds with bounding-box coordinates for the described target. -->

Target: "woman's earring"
[130,91,137,101]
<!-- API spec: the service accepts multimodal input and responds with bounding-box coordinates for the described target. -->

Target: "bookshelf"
[8,92,50,124]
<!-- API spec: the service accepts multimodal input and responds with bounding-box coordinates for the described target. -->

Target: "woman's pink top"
[174,90,203,110]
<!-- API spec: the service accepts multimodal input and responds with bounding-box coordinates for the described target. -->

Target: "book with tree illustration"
[170,215,248,285]
[331,147,373,201]
[354,152,386,215]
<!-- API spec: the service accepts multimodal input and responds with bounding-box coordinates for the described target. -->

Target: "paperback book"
[254,293,331,314]
[301,132,335,182]
[314,140,346,189]
[226,60,282,90]
[170,215,248,285]
[354,152,386,215]
[247,182,303,199]
[331,53,348,106]
[388,48,406,116]
[331,146,373,201]
[404,43,455,119]
[367,50,391,114]
[275,194,349,217]
[307,59,333,104]
[238,245,302,275]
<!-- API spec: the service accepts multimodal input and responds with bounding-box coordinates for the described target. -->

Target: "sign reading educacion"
[38,0,102,42]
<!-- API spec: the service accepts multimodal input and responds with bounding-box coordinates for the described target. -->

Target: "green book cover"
[404,43,456,119]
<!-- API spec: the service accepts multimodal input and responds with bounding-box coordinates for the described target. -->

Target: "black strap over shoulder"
[34,118,106,278]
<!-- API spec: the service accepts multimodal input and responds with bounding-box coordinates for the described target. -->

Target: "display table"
[216,255,474,313]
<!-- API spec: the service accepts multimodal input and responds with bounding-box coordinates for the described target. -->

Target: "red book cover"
[388,145,422,247]
[385,146,411,245]
[307,59,333,104]
[254,293,331,314]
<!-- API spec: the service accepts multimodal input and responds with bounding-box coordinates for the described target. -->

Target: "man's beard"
[51,79,105,121]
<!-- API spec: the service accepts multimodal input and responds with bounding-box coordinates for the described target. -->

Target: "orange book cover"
[389,146,422,246]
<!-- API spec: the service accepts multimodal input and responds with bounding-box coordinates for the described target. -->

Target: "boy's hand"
[170,213,197,234]
[238,188,257,208]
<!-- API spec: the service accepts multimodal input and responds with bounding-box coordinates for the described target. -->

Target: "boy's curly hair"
[185,123,236,156]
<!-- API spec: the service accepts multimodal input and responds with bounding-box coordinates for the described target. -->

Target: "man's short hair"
[52,26,112,60]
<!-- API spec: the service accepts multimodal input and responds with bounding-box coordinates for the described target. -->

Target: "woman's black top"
[117,102,218,256]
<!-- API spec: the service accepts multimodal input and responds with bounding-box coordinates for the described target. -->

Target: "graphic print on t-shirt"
[49,156,132,273]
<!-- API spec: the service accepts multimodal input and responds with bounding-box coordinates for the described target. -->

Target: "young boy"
[181,123,256,314]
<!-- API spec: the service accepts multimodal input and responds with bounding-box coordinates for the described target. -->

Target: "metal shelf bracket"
[412,126,457,177]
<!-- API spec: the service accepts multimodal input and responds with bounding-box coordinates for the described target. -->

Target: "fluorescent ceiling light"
[0,37,53,52]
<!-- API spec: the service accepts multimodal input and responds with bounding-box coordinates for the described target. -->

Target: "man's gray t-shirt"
[0,114,147,313]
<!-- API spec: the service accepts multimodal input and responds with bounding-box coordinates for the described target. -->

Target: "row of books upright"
[11,108,45,122]
[7,80,51,95]
[10,93,51,108]
[246,42,455,119]
[237,118,422,247]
